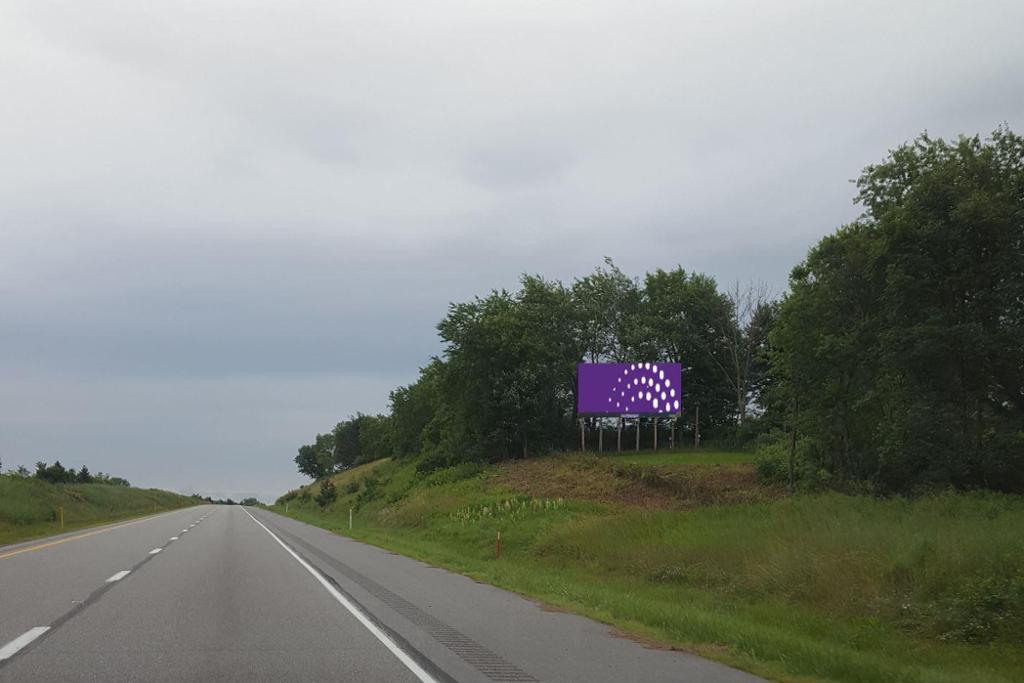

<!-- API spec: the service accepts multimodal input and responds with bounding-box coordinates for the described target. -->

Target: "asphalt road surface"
[0,505,763,682]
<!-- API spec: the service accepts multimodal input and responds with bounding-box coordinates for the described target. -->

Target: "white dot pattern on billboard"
[605,365,680,414]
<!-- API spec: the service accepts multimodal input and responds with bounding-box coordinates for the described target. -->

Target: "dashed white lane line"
[149,548,162,555]
[106,570,131,583]
[170,536,179,541]
[0,627,50,661]
[241,508,437,683]
[181,529,189,533]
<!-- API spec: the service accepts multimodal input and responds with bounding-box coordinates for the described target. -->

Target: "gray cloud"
[2,0,1023,499]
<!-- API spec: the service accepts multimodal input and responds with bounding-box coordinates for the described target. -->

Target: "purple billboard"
[577,363,682,416]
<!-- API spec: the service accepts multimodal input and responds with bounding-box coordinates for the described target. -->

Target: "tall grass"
[604,450,754,466]
[275,458,1024,682]
[534,492,1024,645]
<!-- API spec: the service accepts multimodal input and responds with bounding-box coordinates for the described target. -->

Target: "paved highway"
[0,505,762,682]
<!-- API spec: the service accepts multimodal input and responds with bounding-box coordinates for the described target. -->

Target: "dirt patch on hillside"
[491,455,784,510]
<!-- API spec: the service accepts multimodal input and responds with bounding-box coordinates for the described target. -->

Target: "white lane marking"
[170,536,179,541]
[107,570,131,582]
[149,548,162,555]
[0,627,50,661]
[241,508,437,683]
[181,529,188,533]
[0,508,185,561]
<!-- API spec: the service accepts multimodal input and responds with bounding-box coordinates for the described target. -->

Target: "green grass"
[275,456,1024,683]
[0,475,197,546]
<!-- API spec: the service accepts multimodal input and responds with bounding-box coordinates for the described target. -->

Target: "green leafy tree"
[389,360,445,458]
[295,444,328,479]
[771,127,1024,492]
[638,268,735,433]
[571,258,641,362]
[437,276,584,461]
[331,420,360,469]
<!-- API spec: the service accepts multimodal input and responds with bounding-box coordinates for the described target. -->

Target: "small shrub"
[611,462,667,488]
[344,480,360,494]
[424,462,484,487]
[753,433,813,487]
[358,475,381,504]
[316,478,337,508]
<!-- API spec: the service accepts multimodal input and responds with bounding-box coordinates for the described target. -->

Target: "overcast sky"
[2,1,1022,501]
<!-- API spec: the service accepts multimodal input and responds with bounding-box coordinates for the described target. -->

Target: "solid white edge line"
[149,548,162,555]
[107,570,131,582]
[0,626,50,661]
[241,508,437,683]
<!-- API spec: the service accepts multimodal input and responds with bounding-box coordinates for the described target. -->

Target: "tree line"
[295,127,1023,494]
[2,460,132,487]
[295,261,773,479]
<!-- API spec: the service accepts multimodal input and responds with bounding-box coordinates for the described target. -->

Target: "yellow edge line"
[0,510,177,560]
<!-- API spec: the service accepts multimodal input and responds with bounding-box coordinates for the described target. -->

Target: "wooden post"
[670,418,675,449]
[653,416,658,450]
[789,395,799,492]
[59,506,64,530]
[580,418,586,452]
[635,417,641,451]
[598,418,603,452]
[694,405,701,448]
[496,530,502,559]
[617,417,623,452]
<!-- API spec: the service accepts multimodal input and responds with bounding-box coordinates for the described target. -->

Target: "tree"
[571,258,641,362]
[771,127,1024,492]
[294,433,335,480]
[389,360,445,458]
[638,268,735,433]
[712,282,777,423]
[355,414,393,464]
[75,466,94,484]
[35,460,71,484]
[436,276,583,461]
[332,420,360,469]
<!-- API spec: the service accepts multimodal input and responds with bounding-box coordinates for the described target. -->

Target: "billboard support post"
[635,418,640,451]
[579,418,586,452]
[694,405,701,448]
[653,417,658,450]
[617,417,622,452]
[598,419,603,452]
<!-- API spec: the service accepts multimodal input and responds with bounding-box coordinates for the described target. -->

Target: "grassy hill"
[274,450,1024,683]
[0,476,197,546]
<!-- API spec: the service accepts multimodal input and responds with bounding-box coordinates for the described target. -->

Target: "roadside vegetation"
[275,452,1024,683]
[0,472,197,546]
[277,129,1023,682]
